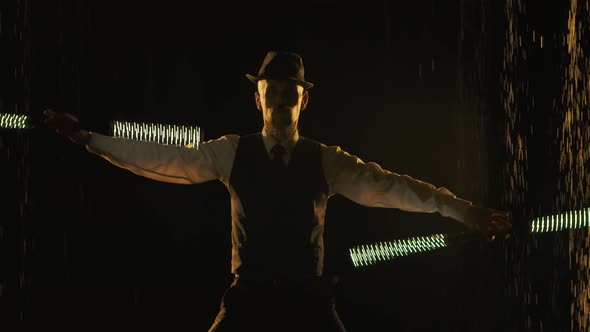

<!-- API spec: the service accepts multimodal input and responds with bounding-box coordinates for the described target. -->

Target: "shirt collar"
[261,128,299,155]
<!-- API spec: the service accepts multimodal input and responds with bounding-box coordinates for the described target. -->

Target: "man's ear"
[301,90,309,111]
[255,92,262,111]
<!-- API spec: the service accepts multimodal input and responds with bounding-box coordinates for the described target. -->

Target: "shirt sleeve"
[85,132,239,185]
[322,144,473,223]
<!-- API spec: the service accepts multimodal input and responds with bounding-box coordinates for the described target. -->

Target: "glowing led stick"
[530,208,590,233]
[0,113,31,129]
[349,233,448,268]
[111,120,201,148]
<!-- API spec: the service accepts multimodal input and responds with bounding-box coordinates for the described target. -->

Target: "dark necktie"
[270,144,286,170]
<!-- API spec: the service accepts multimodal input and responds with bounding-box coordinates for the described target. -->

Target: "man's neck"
[263,126,299,145]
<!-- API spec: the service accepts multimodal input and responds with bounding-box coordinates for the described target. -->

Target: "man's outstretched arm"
[322,144,511,240]
[43,110,237,185]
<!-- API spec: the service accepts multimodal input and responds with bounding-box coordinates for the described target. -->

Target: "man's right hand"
[43,109,90,145]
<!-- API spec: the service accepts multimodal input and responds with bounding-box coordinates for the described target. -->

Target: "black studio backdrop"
[2,1,524,331]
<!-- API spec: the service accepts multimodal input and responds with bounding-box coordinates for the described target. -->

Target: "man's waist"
[233,273,337,289]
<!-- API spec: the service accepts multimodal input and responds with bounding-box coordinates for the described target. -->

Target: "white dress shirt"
[85,129,473,223]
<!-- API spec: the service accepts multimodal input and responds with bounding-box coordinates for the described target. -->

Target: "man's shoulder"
[199,134,240,150]
[298,138,353,162]
[299,137,339,151]
[236,132,262,140]
[208,132,261,147]
[220,134,241,142]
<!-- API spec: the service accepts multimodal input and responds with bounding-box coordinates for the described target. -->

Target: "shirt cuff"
[439,194,473,223]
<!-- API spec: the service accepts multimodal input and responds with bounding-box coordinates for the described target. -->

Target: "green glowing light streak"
[0,113,29,129]
[349,234,448,267]
[530,207,590,233]
[111,121,201,148]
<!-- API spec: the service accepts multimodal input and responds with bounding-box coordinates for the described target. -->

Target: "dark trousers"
[208,275,347,332]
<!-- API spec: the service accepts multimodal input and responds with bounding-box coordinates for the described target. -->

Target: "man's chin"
[271,118,294,130]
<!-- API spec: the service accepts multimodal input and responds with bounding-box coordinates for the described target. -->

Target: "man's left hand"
[464,206,512,241]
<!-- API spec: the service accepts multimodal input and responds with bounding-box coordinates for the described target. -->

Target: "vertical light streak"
[557,1,590,330]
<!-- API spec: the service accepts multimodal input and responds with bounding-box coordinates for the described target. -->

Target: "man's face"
[256,79,308,132]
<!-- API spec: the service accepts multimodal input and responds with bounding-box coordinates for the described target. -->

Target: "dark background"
[2,0,572,331]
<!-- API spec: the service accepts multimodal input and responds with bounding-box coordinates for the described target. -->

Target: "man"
[44,51,511,331]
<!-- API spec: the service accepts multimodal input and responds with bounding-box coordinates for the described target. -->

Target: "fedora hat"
[246,51,314,90]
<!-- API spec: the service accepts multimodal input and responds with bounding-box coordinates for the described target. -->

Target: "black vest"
[228,133,329,278]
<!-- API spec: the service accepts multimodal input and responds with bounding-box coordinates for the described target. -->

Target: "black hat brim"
[245,74,314,90]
